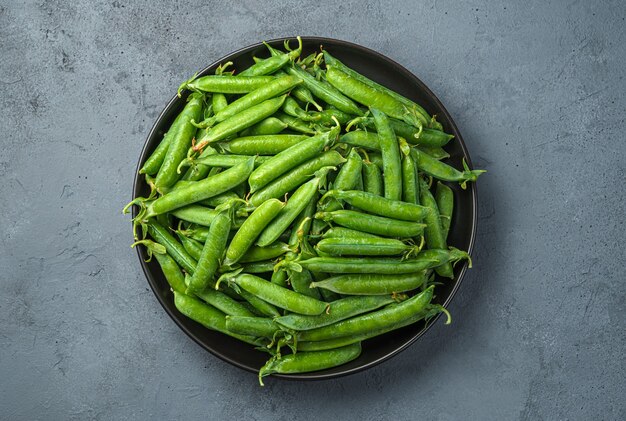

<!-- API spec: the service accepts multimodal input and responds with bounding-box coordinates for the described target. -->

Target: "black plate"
[132,37,477,380]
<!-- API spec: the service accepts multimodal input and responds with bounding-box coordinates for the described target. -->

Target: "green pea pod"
[323,50,432,127]
[418,146,450,160]
[297,286,434,342]
[225,316,281,338]
[412,149,485,189]
[315,210,425,237]
[285,65,363,115]
[339,130,380,151]
[237,289,281,317]
[321,190,431,222]
[307,107,353,125]
[419,177,453,278]
[274,295,397,331]
[239,37,301,76]
[186,208,231,293]
[194,288,255,317]
[177,232,204,261]
[273,112,316,134]
[140,111,185,175]
[212,93,228,113]
[147,221,197,275]
[180,75,276,95]
[362,160,384,196]
[186,154,270,168]
[154,93,204,189]
[258,343,361,385]
[321,227,382,241]
[239,242,291,263]
[228,273,328,316]
[401,149,419,205]
[239,117,288,136]
[173,292,263,346]
[241,261,276,273]
[249,151,345,206]
[316,237,419,257]
[311,271,428,295]
[194,95,287,151]
[145,158,254,216]
[172,205,219,227]
[298,250,468,274]
[182,145,217,181]
[282,96,316,121]
[435,182,454,240]
[288,268,322,300]
[203,76,301,127]
[132,240,186,294]
[248,127,339,193]
[223,198,285,266]
[296,305,447,351]
[270,268,289,288]
[288,190,318,248]
[316,148,363,222]
[218,135,306,155]
[356,117,454,147]
[371,108,402,200]
[256,176,321,246]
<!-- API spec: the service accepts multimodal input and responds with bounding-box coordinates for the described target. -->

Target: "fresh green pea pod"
[181,145,218,181]
[227,273,328,315]
[237,289,281,317]
[274,295,396,331]
[296,305,446,351]
[147,221,197,274]
[241,261,276,273]
[212,93,228,113]
[321,227,382,241]
[371,108,402,200]
[412,149,485,189]
[256,176,321,247]
[288,191,318,248]
[239,37,301,76]
[271,268,289,288]
[177,232,204,261]
[239,242,291,263]
[418,146,450,160]
[173,292,263,346]
[201,76,301,128]
[339,130,380,151]
[186,208,231,293]
[315,210,425,238]
[316,237,419,257]
[368,152,384,169]
[225,316,281,338]
[193,95,287,151]
[311,271,428,295]
[185,154,270,169]
[179,75,276,95]
[320,190,431,221]
[285,65,363,115]
[419,177,453,278]
[194,287,255,317]
[248,127,338,193]
[145,158,254,216]
[323,50,431,127]
[282,96,317,121]
[218,135,306,155]
[362,160,384,196]
[140,111,185,176]
[316,148,363,222]
[240,117,288,136]
[435,182,454,240]
[273,112,316,134]
[297,286,434,342]
[288,268,322,300]
[172,205,219,227]
[299,249,469,274]
[258,343,361,385]
[249,151,345,206]
[401,149,419,205]
[132,240,187,294]
[356,117,454,147]
[154,93,204,189]
[307,107,353,125]
[223,198,285,266]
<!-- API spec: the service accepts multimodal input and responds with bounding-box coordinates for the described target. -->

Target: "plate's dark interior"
[133,37,477,380]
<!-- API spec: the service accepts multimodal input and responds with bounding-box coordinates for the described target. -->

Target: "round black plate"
[132,37,477,380]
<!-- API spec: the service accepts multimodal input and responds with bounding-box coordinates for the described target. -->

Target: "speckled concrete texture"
[1,0,624,419]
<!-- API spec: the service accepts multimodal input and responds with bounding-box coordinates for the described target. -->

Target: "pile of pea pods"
[125,37,484,385]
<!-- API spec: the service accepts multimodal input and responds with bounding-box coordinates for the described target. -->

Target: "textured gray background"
[1,0,624,419]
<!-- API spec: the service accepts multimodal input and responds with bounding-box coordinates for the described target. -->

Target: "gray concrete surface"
[1,0,624,419]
